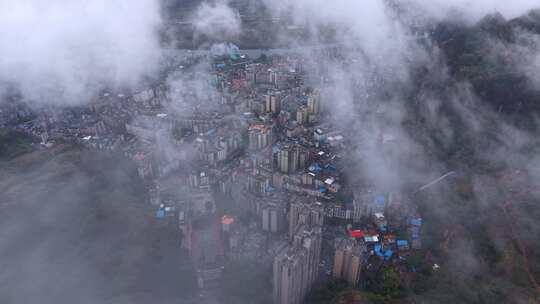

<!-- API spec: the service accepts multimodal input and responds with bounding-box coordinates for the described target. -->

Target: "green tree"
[367,266,403,299]
[381,267,402,297]
[305,279,347,304]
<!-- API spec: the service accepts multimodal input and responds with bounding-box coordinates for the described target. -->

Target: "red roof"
[350,230,364,238]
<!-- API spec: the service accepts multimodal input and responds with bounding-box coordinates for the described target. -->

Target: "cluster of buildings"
[1,45,426,304]
[331,210,423,288]
[0,98,33,128]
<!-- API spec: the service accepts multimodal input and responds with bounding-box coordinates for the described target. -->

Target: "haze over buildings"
[1,1,540,304]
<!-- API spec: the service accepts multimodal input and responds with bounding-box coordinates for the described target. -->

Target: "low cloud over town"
[1,1,540,304]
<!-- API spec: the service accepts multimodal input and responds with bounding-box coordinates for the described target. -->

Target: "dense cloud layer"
[411,0,540,21]
[191,0,241,41]
[261,0,540,188]
[0,0,162,105]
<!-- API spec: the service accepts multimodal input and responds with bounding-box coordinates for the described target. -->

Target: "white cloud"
[0,0,163,105]
[191,0,241,41]
[261,0,540,191]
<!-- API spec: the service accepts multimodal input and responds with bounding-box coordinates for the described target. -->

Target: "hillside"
[0,147,197,304]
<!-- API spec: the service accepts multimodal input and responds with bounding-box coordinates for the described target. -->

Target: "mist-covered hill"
[0,146,197,304]
[433,10,540,124]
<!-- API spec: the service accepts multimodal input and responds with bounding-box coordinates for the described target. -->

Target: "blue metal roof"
[325,164,337,172]
[397,240,408,247]
[410,218,422,226]
[309,163,322,172]
[374,244,382,254]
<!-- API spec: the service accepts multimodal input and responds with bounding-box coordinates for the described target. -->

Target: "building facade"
[332,238,366,287]
[273,200,324,304]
